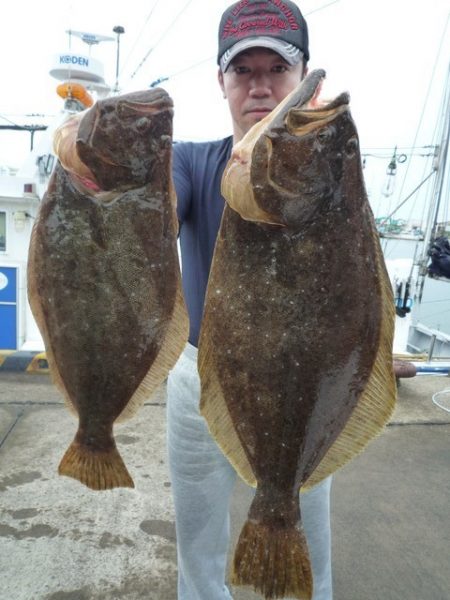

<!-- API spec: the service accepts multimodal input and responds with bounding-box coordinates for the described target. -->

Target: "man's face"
[218,47,305,142]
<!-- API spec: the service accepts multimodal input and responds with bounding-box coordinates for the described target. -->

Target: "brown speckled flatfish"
[27,89,188,491]
[198,70,396,599]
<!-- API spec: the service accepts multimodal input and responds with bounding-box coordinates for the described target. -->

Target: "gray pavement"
[0,372,449,600]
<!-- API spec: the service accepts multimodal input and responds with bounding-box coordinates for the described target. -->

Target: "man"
[167,1,333,599]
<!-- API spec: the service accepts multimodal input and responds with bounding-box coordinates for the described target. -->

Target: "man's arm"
[172,142,193,229]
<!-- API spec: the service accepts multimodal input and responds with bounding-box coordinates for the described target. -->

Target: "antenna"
[113,26,125,93]
[50,30,115,100]
[67,29,115,54]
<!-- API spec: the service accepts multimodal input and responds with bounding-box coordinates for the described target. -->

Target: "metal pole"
[419,64,450,273]
[416,63,450,303]
[113,26,125,93]
[428,334,437,361]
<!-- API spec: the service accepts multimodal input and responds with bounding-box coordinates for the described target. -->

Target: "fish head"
[76,88,173,191]
[250,91,364,229]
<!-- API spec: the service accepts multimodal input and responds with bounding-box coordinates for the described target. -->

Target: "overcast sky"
[1,0,449,222]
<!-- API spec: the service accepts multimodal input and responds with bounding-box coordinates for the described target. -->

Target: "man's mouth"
[245,106,274,117]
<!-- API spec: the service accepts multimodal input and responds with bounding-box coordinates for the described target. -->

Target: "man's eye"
[272,65,288,73]
[233,66,250,74]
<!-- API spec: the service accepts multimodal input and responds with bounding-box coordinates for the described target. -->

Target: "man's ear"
[218,69,226,98]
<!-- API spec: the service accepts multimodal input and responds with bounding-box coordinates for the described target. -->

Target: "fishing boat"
[0,30,115,353]
[382,62,450,375]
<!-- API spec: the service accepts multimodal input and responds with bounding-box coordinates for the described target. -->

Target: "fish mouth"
[230,69,327,166]
[117,88,174,117]
[85,94,173,170]
[222,72,355,227]
[251,72,351,143]
[143,86,172,105]
[75,88,174,185]
[285,91,350,136]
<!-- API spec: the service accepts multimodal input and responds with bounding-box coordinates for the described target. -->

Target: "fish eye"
[135,117,151,131]
[317,126,334,144]
[345,136,359,156]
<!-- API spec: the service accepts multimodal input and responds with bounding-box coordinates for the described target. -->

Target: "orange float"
[56,82,93,107]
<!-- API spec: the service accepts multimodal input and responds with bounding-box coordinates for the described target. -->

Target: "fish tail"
[58,440,134,490]
[231,511,313,599]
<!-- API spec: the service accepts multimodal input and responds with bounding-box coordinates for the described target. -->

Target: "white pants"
[167,343,333,600]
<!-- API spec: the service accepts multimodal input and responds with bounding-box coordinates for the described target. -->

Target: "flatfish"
[28,89,188,490]
[198,70,396,599]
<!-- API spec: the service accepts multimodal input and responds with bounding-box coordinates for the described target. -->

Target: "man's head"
[217,0,310,141]
[217,0,309,73]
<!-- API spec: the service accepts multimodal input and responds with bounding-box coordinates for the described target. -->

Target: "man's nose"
[248,73,271,97]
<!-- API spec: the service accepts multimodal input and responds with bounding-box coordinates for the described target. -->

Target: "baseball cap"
[218,0,309,72]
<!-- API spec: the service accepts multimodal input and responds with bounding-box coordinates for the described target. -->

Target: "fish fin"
[198,328,256,488]
[116,283,189,422]
[58,439,134,490]
[303,221,397,489]
[27,220,77,415]
[231,520,313,600]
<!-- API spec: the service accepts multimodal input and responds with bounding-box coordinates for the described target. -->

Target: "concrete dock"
[1,370,449,600]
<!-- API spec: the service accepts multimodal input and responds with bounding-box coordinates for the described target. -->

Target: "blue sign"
[0,266,17,349]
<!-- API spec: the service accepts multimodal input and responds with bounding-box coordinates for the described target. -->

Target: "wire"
[119,0,162,77]
[0,113,50,118]
[129,0,195,80]
[420,298,450,305]
[421,305,450,318]
[306,0,340,16]
[136,0,341,87]
[150,55,215,87]
[362,150,435,159]
[0,113,20,127]
[395,13,450,209]
[378,169,437,224]
[363,145,435,151]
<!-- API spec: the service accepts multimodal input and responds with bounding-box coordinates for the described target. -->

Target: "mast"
[416,62,450,302]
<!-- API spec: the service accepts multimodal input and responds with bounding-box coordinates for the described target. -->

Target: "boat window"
[0,212,5,251]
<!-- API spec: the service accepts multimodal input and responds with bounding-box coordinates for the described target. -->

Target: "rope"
[432,388,450,412]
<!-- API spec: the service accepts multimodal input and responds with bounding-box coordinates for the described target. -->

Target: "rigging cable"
[420,306,450,321]
[150,56,213,88]
[381,169,438,226]
[129,0,195,81]
[404,140,436,229]
[143,0,341,87]
[394,12,449,215]
[0,114,20,127]
[420,298,450,305]
[406,65,449,228]
[119,0,162,77]
[362,145,435,151]
[305,0,340,16]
